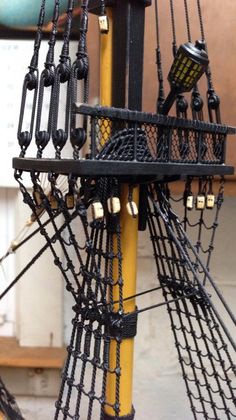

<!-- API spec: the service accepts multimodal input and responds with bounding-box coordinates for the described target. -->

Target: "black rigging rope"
[154,0,165,112]
[169,0,177,57]
[169,0,189,119]
[35,0,61,157]
[0,377,24,420]
[51,0,75,159]
[150,184,236,351]
[70,0,90,159]
[148,183,236,419]
[12,167,236,420]
[196,0,221,124]
[183,0,191,43]
[17,0,46,157]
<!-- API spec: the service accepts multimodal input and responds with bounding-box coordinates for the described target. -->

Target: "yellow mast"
[100,9,139,417]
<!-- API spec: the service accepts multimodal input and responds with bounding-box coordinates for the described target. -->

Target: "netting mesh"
[87,111,227,164]
[147,183,236,419]
[16,173,129,419]
[12,170,236,419]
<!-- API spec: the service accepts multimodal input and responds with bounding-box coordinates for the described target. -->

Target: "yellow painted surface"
[100,8,113,107]
[100,8,113,146]
[100,9,139,416]
[105,186,139,416]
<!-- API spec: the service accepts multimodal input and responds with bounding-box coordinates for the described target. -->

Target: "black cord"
[154,0,165,112]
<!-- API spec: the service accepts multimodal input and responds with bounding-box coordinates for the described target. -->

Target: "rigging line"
[55,176,69,195]
[84,223,107,309]
[0,208,79,302]
[183,0,191,42]
[122,285,163,302]
[171,291,210,415]
[194,178,208,257]
[0,378,24,420]
[197,0,220,106]
[207,305,236,388]
[17,0,46,157]
[154,0,160,47]
[0,212,61,264]
[70,0,90,158]
[152,197,236,352]
[154,0,165,111]
[72,228,100,416]
[177,215,236,327]
[41,188,84,291]
[87,225,106,419]
[203,179,225,285]
[39,174,67,195]
[169,0,189,119]
[0,174,71,265]
[191,300,234,416]
[54,312,80,420]
[147,205,167,279]
[162,223,236,351]
[95,286,164,310]
[35,0,61,155]
[156,185,236,327]
[163,195,185,285]
[124,289,198,318]
[46,0,60,66]
[0,242,49,302]
[150,192,177,281]
[61,0,75,57]
[161,289,197,419]
[64,319,87,414]
[42,172,49,190]
[201,310,236,406]
[196,0,205,42]
[169,0,177,56]
[182,1,204,121]
[50,0,76,158]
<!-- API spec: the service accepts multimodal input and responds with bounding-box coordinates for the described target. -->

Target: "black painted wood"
[13,158,234,178]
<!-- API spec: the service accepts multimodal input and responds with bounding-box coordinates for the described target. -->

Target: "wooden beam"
[0,337,66,369]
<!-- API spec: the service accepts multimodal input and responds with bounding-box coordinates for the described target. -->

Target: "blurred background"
[0,0,235,419]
